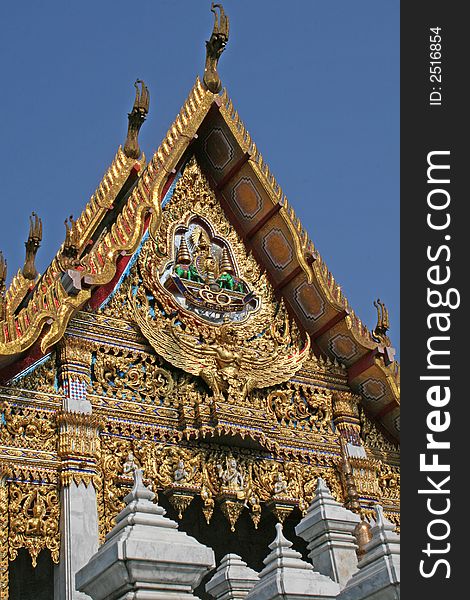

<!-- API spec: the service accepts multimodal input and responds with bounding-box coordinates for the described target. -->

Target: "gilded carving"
[378,463,400,500]
[91,346,174,403]
[56,411,103,487]
[8,483,60,567]
[267,383,332,434]
[22,213,43,282]
[99,436,343,534]
[360,407,399,454]
[203,3,229,93]
[332,391,362,446]
[123,80,149,160]
[0,402,56,452]
[6,355,56,394]
[57,337,93,386]
[217,456,246,498]
[219,498,244,532]
[372,299,391,347]
[0,472,9,600]
[129,158,310,403]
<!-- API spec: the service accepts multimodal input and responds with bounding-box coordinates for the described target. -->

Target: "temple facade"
[0,6,399,599]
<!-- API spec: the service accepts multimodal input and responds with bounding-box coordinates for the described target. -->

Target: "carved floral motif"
[0,403,56,452]
[91,346,174,402]
[267,383,332,433]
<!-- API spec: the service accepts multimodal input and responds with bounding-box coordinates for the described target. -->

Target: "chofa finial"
[22,212,42,280]
[0,251,6,321]
[123,79,150,159]
[372,298,391,346]
[59,215,81,270]
[0,252,6,290]
[203,3,230,93]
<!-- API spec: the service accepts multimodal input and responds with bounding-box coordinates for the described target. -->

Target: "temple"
[0,5,399,600]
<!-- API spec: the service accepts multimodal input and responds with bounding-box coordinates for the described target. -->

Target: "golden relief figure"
[132,313,309,403]
[8,483,60,567]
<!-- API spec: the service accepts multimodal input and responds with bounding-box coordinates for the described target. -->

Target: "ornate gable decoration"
[162,215,257,324]
[130,158,310,403]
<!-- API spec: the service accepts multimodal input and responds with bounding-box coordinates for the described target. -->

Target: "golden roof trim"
[0,79,214,359]
[73,146,142,252]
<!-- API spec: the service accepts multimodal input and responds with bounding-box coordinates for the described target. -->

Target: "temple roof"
[0,76,399,442]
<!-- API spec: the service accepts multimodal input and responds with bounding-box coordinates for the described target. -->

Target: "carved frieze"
[99,435,343,535]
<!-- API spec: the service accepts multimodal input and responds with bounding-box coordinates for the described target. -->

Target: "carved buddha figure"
[217,457,245,493]
[174,225,245,293]
[274,472,288,496]
[123,452,139,475]
[25,490,47,537]
[173,460,189,484]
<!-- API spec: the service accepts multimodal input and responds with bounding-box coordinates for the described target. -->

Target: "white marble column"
[54,482,99,600]
[54,338,100,600]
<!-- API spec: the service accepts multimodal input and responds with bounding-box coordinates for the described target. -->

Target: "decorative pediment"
[121,158,310,403]
[0,74,399,442]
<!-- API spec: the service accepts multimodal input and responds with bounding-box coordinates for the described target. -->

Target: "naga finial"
[203,3,229,93]
[0,252,6,290]
[22,212,42,280]
[0,252,6,321]
[123,79,150,159]
[61,215,80,267]
[372,298,391,346]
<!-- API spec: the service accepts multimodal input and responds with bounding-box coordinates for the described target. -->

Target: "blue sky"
[0,0,399,351]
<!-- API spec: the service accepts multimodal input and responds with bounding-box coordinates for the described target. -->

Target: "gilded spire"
[220,247,234,274]
[22,212,42,280]
[123,79,150,159]
[176,235,191,265]
[372,298,391,346]
[203,3,229,93]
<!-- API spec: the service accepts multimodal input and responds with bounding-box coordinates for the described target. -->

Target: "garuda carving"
[133,308,309,403]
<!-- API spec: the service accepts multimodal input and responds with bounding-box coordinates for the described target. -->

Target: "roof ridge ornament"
[372,298,391,346]
[59,215,81,270]
[22,212,42,280]
[203,3,229,93]
[0,252,6,320]
[123,79,150,159]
